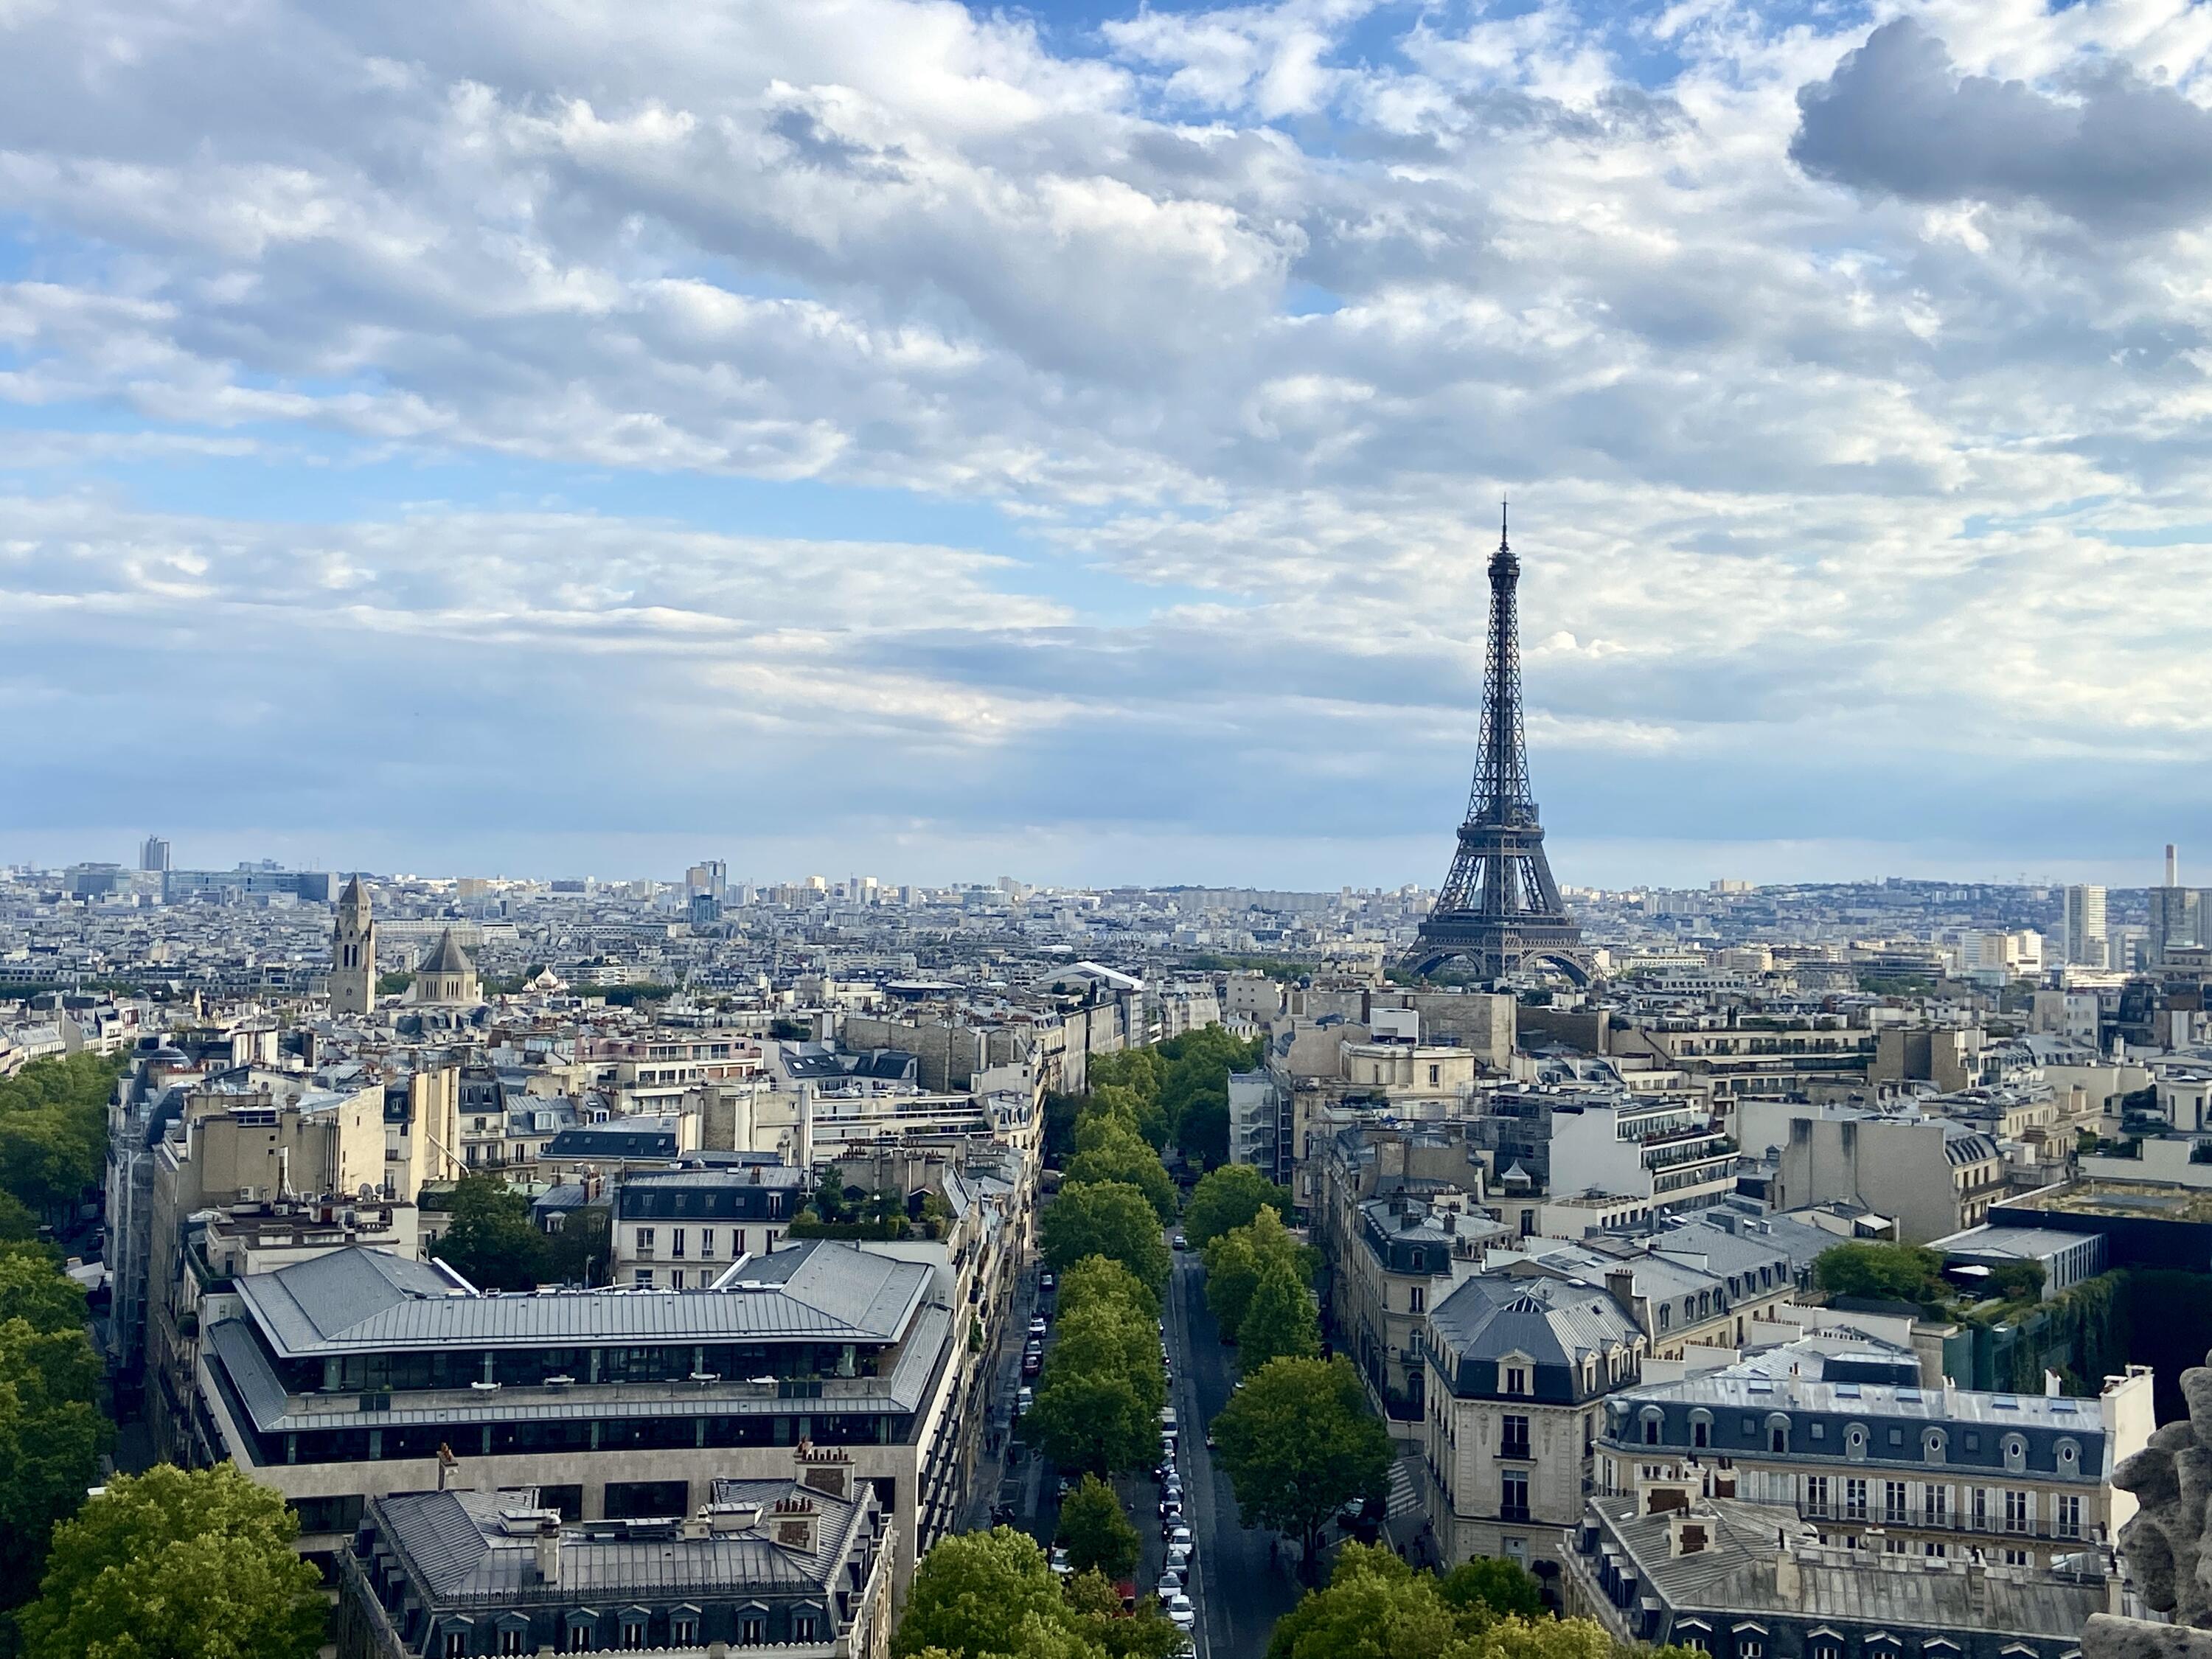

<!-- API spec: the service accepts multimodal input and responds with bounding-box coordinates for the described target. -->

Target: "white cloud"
[4,0,2212,878]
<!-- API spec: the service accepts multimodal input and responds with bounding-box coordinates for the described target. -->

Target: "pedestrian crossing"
[1386,1454,1422,1518]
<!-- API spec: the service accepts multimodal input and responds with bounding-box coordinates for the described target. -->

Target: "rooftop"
[2008,1178,2212,1225]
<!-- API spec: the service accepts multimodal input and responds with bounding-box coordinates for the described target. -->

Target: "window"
[1844,1478,1867,1521]
[636,1228,655,1252]
[445,1635,467,1659]
[2005,1490,2031,1534]
[567,1620,597,1652]
[622,1620,646,1649]
[1815,1644,1840,1659]
[671,1228,686,1259]
[734,1229,746,1255]
[2057,1495,2081,1539]
[501,1630,526,1655]
[1974,1488,1988,1531]
[1739,1641,1762,1659]
[2003,1549,2030,1567]
[670,1270,685,1290]
[1505,1367,1528,1395]
[1501,1470,1530,1522]
[1927,1484,1947,1526]
[633,1269,653,1287]
[1410,1286,1425,1315]
[1501,1414,1531,1460]
[1659,1304,1672,1332]
[1693,1419,1709,1448]
[1429,1065,1441,1085]
[742,1616,767,1644]
[672,1616,698,1645]
[1644,1418,1660,1446]
[1885,1481,1907,1524]
[1804,1475,1829,1517]
[700,1228,715,1258]
[1770,1426,1787,1455]
[795,1613,818,1641]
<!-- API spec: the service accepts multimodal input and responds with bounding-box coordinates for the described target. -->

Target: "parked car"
[1022,1353,1041,1380]
[1166,1542,1192,1572]
[1029,1317,1048,1338]
[1164,1593,1195,1631]
[1050,1547,1071,1579]
[1016,1385,1033,1414]
[1172,1234,1188,1251]
[1039,1271,1056,1293]
[1164,1523,1193,1551]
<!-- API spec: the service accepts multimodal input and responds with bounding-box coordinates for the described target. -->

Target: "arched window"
[1923,1427,1947,1466]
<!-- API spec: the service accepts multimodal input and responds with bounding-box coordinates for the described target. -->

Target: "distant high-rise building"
[686,859,726,899]
[2064,884,2108,967]
[330,876,377,1016]
[2148,844,2204,962]
[139,835,170,873]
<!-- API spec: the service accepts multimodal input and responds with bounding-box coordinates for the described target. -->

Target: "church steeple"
[330,876,377,1017]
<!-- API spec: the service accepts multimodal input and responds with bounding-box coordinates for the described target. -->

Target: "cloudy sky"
[4,0,2211,889]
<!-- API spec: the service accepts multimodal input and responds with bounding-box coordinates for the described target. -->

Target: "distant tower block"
[330,876,377,1016]
[1404,506,1590,985]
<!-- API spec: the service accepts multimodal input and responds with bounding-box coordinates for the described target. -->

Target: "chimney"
[534,1519,563,1585]
[795,1441,854,1501]
[681,1508,710,1540]
[770,1495,821,1556]
[2168,845,2180,888]
[1773,1538,1801,1605]
[1966,1559,1989,1618]
[1667,1512,1711,1557]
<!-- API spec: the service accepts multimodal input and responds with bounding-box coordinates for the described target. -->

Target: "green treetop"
[429,1172,549,1291]
[1182,1164,1290,1251]
[1042,1180,1170,1296]
[1237,1258,1321,1373]
[1065,1122,1178,1225]
[1203,1206,1308,1343]
[18,1463,325,1659]
[1057,1475,1141,1580]
[1213,1357,1392,1576]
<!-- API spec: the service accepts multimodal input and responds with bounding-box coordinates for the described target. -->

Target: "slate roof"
[375,1481,872,1609]
[1584,1493,2104,1641]
[1427,1272,1642,1386]
[418,929,473,974]
[232,1238,933,1356]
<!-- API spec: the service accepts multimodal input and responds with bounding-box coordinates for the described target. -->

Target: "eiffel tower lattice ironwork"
[1405,507,1591,984]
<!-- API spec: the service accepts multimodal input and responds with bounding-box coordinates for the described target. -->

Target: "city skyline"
[7,1,2212,885]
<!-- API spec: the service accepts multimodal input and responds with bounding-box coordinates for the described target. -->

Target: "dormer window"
[1506,1366,1528,1395]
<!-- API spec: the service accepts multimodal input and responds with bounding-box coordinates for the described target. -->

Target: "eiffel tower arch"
[1404,507,1592,986]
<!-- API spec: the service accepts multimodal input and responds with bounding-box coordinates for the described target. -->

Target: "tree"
[1237,1259,1321,1372]
[1042,1181,1170,1296]
[1214,1357,1392,1575]
[1031,1297,1164,1475]
[1057,1475,1141,1580]
[1183,1165,1290,1251]
[1266,1544,1618,1659]
[1812,1242,1947,1306]
[544,1206,612,1286]
[1265,1543,1458,1659]
[1203,1206,1307,1343]
[18,1464,325,1659]
[1058,1253,1160,1323]
[0,1054,117,1225]
[892,1526,1068,1659]
[0,1245,92,1335]
[1065,1573,1189,1659]
[1439,1557,1545,1622]
[430,1173,549,1291]
[1065,1124,1178,1225]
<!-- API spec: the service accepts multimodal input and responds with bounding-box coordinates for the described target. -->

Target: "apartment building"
[1769,1110,2008,1244]
[338,1450,895,1659]
[187,1238,970,1591]
[612,1161,807,1288]
[1421,1272,1647,1577]
[1595,1336,2153,1570]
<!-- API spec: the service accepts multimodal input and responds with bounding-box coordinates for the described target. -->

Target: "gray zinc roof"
[234,1239,933,1356]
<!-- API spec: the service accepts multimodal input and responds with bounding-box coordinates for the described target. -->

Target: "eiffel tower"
[1405,507,1591,984]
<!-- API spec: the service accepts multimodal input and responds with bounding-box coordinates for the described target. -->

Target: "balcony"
[1796,1502,2096,1545]
[1499,1438,1532,1462]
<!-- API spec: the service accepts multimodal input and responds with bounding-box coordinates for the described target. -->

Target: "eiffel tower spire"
[1405,507,1590,984]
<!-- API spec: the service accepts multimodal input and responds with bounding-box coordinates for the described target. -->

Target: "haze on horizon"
[4,0,2208,892]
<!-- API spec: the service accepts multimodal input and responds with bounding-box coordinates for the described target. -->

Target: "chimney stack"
[534,1518,562,1585]
[2168,845,2180,888]
[1774,1537,1801,1605]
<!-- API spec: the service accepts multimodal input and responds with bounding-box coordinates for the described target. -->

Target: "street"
[1161,1249,1304,1659]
